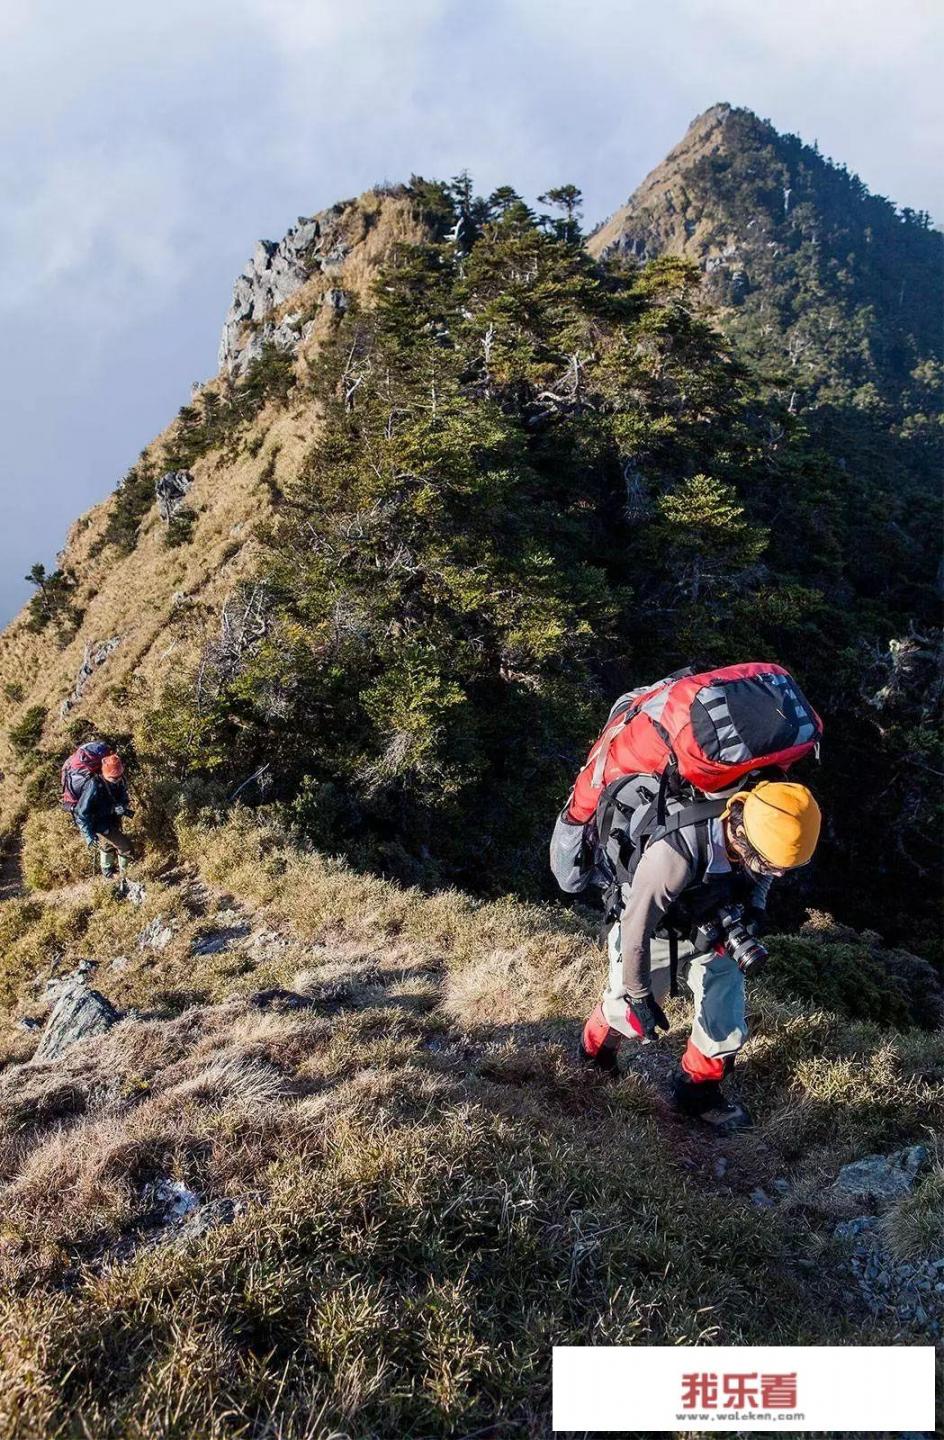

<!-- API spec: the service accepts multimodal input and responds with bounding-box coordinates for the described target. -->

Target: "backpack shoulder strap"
[632,795,728,878]
[595,773,650,854]
[591,710,639,789]
[652,798,729,838]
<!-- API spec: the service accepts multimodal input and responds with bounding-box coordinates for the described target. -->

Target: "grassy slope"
[0,176,940,1437]
[0,190,429,842]
[0,810,941,1439]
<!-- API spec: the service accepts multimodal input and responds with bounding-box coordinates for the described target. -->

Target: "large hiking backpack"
[549,662,822,898]
[60,741,112,812]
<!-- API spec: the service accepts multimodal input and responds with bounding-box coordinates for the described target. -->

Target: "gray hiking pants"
[601,919,748,1079]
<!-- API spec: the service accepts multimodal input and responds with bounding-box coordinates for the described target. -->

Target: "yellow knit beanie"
[725,781,821,868]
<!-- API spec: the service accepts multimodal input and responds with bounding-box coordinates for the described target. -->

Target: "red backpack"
[550,663,823,899]
[568,662,822,824]
[60,741,112,812]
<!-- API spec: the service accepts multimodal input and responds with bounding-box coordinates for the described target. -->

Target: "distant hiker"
[550,663,823,1133]
[73,753,136,894]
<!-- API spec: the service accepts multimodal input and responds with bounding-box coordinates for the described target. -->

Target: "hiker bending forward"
[578,782,821,1129]
[74,753,135,889]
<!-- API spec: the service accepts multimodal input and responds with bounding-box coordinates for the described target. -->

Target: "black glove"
[744,906,769,938]
[626,993,670,1040]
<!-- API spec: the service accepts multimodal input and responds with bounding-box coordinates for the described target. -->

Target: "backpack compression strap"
[646,797,729,842]
[646,797,729,998]
[597,781,728,892]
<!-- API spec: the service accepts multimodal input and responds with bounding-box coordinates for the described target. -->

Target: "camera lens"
[724,922,768,975]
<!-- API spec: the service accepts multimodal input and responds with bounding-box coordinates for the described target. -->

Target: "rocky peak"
[218,202,354,375]
[587,103,776,265]
[588,103,942,411]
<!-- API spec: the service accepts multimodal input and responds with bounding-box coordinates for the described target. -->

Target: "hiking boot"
[671,1074,753,1132]
[692,1095,753,1132]
[578,1004,622,1077]
[578,1035,621,1075]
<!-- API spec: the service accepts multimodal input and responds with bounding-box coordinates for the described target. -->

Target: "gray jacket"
[619,817,771,998]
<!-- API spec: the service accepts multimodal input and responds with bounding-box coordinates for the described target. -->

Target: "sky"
[0,0,941,625]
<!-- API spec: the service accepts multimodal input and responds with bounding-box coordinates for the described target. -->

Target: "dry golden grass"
[0,809,941,1436]
[21,806,91,889]
[0,177,939,1432]
[0,190,428,846]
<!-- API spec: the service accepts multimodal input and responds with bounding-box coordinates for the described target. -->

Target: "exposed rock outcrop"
[33,976,119,1061]
[60,635,121,715]
[155,469,194,524]
[138,915,175,952]
[218,203,354,375]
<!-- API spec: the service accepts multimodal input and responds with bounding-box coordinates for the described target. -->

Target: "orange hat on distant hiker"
[102,754,124,780]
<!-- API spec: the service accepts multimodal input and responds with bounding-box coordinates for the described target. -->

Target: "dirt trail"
[0,847,816,1218]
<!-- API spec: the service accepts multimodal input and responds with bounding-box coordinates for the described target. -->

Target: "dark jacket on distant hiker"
[74,775,132,855]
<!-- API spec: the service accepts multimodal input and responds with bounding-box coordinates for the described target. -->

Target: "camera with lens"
[693,902,768,977]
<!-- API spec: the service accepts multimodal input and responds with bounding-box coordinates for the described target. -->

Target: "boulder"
[831,1145,928,1205]
[150,1177,200,1222]
[33,977,119,1061]
[160,1196,245,1248]
[138,915,174,951]
[60,635,121,714]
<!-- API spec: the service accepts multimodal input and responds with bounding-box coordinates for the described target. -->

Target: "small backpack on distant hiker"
[60,741,113,813]
[550,661,823,905]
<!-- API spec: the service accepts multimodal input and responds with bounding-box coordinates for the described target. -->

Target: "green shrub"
[164,508,197,549]
[8,705,47,757]
[764,932,942,1029]
[23,566,80,636]
[92,458,157,557]
[163,347,297,474]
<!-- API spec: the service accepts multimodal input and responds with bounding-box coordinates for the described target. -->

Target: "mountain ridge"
[0,108,939,946]
[589,102,942,414]
[0,105,942,1438]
